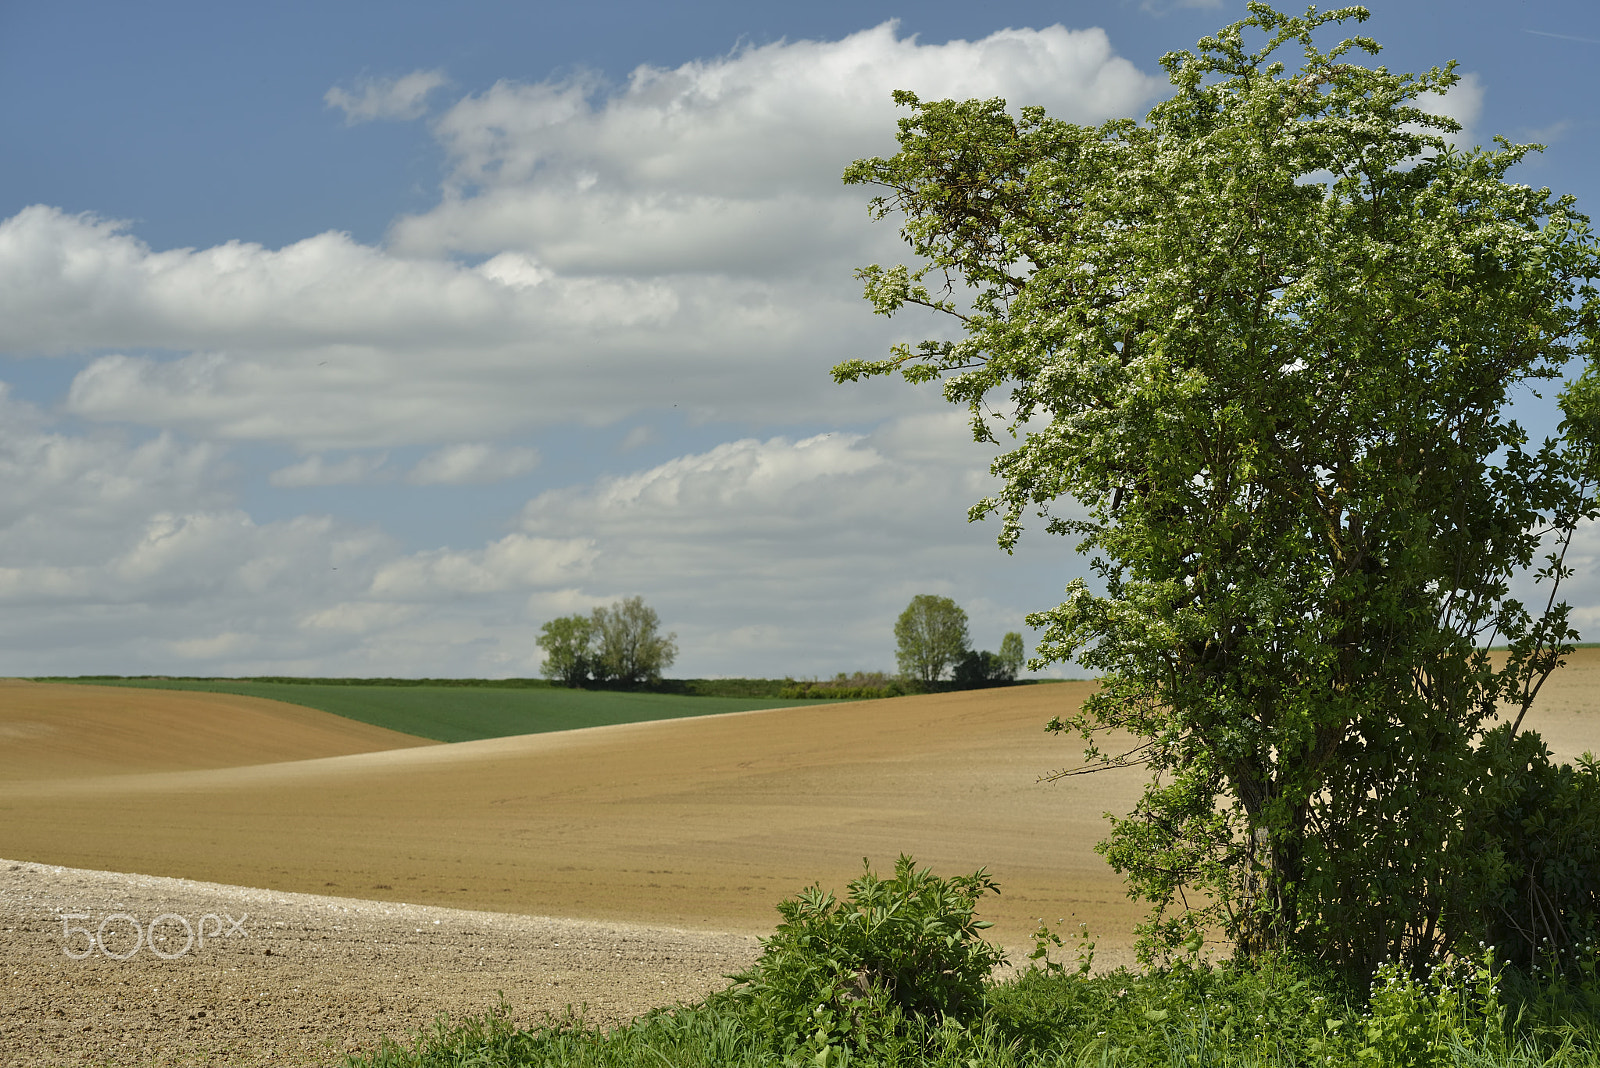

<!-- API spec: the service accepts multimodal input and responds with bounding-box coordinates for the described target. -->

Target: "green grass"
[35,677,837,743]
[339,855,1600,1067]
[343,957,1600,1068]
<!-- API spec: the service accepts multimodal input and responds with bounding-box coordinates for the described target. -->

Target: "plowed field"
[0,662,1594,1064]
[0,680,1146,951]
[1,658,1596,950]
[0,679,436,781]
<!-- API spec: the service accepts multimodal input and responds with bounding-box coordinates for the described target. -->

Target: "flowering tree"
[838,3,1600,975]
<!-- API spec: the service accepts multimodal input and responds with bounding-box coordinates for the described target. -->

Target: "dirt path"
[0,858,761,1067]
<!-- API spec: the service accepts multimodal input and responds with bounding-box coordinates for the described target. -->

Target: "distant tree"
[997,632,1025,681]
[536,614,595,687]
[951,650,1001,688]
[539,596,678,688]
[952,631,1026,688]
[894,595,969,686]
[591,596,678,686]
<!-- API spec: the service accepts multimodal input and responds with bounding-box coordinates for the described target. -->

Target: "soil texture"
[0,859,759,1067]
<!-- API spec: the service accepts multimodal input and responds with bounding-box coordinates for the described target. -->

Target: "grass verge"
[343,856,1600,1067]
[345,957,1600,1067]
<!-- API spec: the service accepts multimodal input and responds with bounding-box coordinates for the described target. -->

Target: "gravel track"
[0,859,760,1067]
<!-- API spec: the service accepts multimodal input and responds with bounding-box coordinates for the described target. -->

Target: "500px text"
[61,912,248,959]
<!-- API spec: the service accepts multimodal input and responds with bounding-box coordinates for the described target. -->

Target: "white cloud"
[0,24,1161,451]
[298,601,421,635]
[0,385,229,567]
[270,453,389,487]
[508,416,1049,673]
[0,208,669,355]
[394,22,1160,263]
[1545,519,1600,634]
[617,425,655,452]
[325,69,450,123]
[1417,71,1484,148]
[407,443,539,485]
[1521,119,1572,147]
[7,206,837,448]
[0,387,1073,677]
[17,385,1589,679]
[170,631,257,660]
[557,432,884,515]
[369,533,596,598]
[5,21,1589,681]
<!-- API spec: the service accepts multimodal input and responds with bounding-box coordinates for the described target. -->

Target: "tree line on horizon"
[535,592,1027,694]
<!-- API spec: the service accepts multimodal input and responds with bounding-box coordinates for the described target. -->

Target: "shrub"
[722,855,1006,1058]
[1449,724,1600,977]
[779,672,908,700]
[952,650,1008,688]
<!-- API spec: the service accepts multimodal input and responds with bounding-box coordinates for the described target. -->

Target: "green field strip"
[45,678,831,743]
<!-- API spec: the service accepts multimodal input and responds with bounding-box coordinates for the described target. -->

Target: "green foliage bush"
[666,678,798,698]
[1354,952,1513,1068]
[721,855,1006,1058]
[1450,726,1600,977]
[780,673,908,700]
[951,633,1026,689]
[348,940,1600,1066]
[951,650,1008,688]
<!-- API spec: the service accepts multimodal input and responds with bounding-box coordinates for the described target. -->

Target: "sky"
[1,0,1598,679]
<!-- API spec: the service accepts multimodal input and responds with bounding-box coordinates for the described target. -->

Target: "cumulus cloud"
[298,601,420,634]
[0,24,1161,450]
[1417,71,1484,148]
[0,387,1070,677]
[269,453,389,487]
[325,69,450,123]
[394,22,1161,263]
[0,387,559,675]
[0,208,671,355]
[0,385,229,566]
[617,425,655,452]
[1540,519,1600,634]
[25,384,1590,678]
[8,206,836,448]
[509,415,1062,674]
[369,533,596,598]
[407,443,539,485]
[5,20,1588,679]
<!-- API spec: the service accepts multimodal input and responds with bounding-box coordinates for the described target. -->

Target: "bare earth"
[0,680,1151,948]
[0,858,759,1067]
[1,660,1595,1066]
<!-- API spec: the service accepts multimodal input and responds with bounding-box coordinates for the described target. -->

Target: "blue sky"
[1,0,1597,678]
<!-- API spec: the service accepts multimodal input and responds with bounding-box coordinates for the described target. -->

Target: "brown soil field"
[0,660,1593,1065]
[0,680,437,781]
[1493,646,1600,760]
[0,859,761,1067]
[0,659,1595,950]
[0,680,1148,953]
